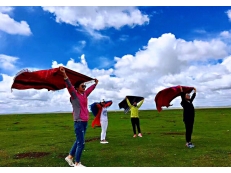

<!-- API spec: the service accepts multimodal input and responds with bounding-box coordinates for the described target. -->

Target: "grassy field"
[0,108,231,167]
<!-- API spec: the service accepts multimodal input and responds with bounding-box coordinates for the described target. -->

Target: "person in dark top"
[179,85,196,148]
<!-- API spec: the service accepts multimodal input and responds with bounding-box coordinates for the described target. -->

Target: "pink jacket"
[65,78,96,121]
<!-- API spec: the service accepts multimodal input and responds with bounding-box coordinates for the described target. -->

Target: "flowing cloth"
[90,100,113,128]
[118,96,144,114]
[155,85,194,112]
[89,102,99,117]
[11,67,94,91]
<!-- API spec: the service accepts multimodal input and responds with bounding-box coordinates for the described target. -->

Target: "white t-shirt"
[100,107,108,121]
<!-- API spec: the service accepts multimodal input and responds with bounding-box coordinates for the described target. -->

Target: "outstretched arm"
[190,87,196,103]
[126,97,132,108]
[193,87,196,93]
[105,101,113,107]
[179,85,185,101]
[85,79,98,97]
[60,66,77,99]
[179,85,183,92]
[60,66,68,79]
[137,99,144,108]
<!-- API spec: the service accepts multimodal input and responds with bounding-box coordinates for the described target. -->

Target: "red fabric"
[155,86,194,112]
[11,67,94,91]
[91,101,113,128]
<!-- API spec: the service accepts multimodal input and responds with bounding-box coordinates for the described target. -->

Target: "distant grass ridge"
[0,108,231,167]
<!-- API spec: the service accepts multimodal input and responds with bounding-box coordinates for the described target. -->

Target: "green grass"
[0,108,231,167]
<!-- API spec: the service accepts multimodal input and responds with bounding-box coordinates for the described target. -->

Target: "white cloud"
[94,56,114,69]
[194,29,207,34]
[226,9,231,22]
[82,28,110,40]
[112,33,231,108]
[0,54,18,71]
[176,38,228,61]
[0,73,13,92]
[220,30,231,39]
[219,30,231,46]
[0,6,14,13]
[42,6,149,38]
[119,34,129,41]
[73,40,86,53]
[0,72,72,114]
[0,8,32,36]
[2,32,231,114]
[52,55,92,76]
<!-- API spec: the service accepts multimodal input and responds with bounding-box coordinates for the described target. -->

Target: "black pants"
[131,117,141,134]
[184,120,194,143]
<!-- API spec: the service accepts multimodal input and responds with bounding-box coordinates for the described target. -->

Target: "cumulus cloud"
[0,54,19,72]
[0,7,32,36]
[112,33,231,108]
[42,6,149,39]
[0,6,14,13]
[220,31,231,38]
[176,38,228,61]
[2,32,231,114]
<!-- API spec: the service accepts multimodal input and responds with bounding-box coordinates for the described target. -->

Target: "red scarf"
[155,86,194,112]
[11,67,93,91]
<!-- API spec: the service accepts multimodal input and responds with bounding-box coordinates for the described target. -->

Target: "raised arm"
[59,66,77,99]
[85,79,98,97]
[179,85,185,101]
[105,100,113,107]
[126,97,132,108]
[190,87,196,103]
[137,99,144,108]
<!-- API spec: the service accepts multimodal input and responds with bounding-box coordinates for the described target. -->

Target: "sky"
[1,2,231,114]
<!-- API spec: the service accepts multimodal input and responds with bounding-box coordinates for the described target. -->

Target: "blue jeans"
[69,121,88,163]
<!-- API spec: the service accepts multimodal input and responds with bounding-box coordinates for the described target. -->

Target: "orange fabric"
[91,101,112,128]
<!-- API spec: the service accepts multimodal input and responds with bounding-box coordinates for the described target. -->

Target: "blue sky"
[1,3,231,114]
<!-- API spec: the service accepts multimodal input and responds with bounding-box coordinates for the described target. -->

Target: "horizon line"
[1,106,231,115]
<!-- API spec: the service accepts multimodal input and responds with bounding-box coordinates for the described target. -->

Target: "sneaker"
[74,162,86,167]
[133,134,137,138]
[186,142,194,148]
[65,156,74,167]
[188,142,195,148]
[100,140,107,144]
[138,133,142,137]
[103,140,109,143]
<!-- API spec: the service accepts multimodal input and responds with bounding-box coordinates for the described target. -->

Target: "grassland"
[0,108,231,167]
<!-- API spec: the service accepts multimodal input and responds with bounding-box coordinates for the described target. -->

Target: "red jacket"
[91,101,112,128]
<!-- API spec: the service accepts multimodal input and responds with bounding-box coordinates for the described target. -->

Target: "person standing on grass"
[59,66,98,167]
[179,85,196,148]
[91,99,113,144]
[126,97,144,138]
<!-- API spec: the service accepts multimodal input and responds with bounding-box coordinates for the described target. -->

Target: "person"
[59,66,98,167]
[126,97,144,138]
[179,85,196,148]
[91,99,113,144]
